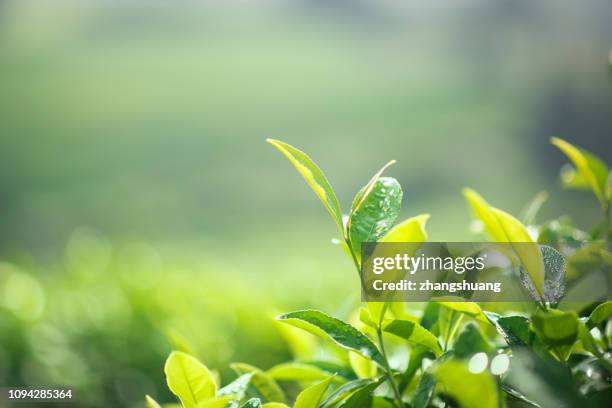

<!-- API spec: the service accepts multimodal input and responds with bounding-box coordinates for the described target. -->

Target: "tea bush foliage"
[148,137,611,408]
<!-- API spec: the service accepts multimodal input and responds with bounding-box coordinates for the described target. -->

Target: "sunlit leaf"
[199,396,235,408]
[276,310,384,366]
[435,360,498,408]
[463,188,506,241]
[551,137,610,205]
[267,139,344,233]
[432,298,493,325]
[383,319,442,356]
[348,350,377,379]
[267,363,342,383]
[261,403,290,408]
[145,395,162,408]
[230,363,286,404]
[294,375,335,408]
[164,351,216,408]
[531,309,578,361]
[491,208,545,298]
[381,214,430,243]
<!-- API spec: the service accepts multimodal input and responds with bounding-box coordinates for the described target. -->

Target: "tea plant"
[146,137,611,408]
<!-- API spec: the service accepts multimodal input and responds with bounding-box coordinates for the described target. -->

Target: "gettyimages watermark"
[360,242,611,303]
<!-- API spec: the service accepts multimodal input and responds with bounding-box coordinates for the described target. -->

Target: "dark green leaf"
[453,323,492,359]
[241,398,261,408]
[348,176,402,258]
[276,310,384,366]
[321,379,373,407]
[411,372,436,408]
[337,382,380,408]
[495,316,530,347]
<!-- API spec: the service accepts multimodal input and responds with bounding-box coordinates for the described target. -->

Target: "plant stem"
[376,322,403,407]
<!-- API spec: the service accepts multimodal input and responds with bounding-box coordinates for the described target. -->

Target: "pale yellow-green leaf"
[381,214,430,243]
[349,350,377,378]
[551,137,610,204]
[261,403,290,408]
[267,363,340,382]
[267,139,343,233]
[433,298,492,325]
[273,317,317,360]
[145,395,162,408]
[294,376,335,408]
[463,188,506,241]
[491,208,545,297]
[164,351,216,408]
[198,396,235,408]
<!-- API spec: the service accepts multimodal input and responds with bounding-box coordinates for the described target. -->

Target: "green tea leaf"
[273,317,317,360]
[435,360,498,408]
[267,363,342,383]
[321,379,373,407]
[463,188,506,241]
[520,191,548,225]
[145,395,162,408]
[241,398,262,408]
[587,301,612,329]
[348,176,402,258]
[337,382,380,408]
[432,298,493,325]
[230,363,286,404]
[383,319,442,356]
[199,396,235,408]
[261,403,290,408]
[551,137,610,205]
[164,351,216,408]
[494,316,530,347]
[381,214,430,243]
[411,372,436,408]
[348,350,377,379]
[217,373,253,400]
[294,375,335,408]
[453,323,492,359]
[519,245,566,307]
[531,309,578,349]
[267,139,344,233]
[276,310,384,366]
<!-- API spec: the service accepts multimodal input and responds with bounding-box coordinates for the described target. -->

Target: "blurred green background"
[0,1,611,407]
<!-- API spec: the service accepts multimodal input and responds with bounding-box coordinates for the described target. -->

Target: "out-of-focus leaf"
[381,214,429,243]
[164,351,216,408]
[453,323,492,359]
[383,319,442,356]
[321,379,373,407]
[519,245,566,307]
[531,310,578,361]
[520,191,549,225]
[411,372,436,408]
[505,348,586,407]
[167,328,196,356]
[218,373,253,400]
[267,139,344,233]
[435,360,498,408]
[267,363,343,383]
[577,321,602,357]
[494,316,530,347]
[230,363,286,404]
[348,351,377,379]
[273,317,317,360]
[463,188,507,241]
[371,396,395,408]
[241,398,261,408]
[276,310,384,366]
[300,361,356,381]
[537,218,589,248]
[348,176,402,258]
[551,137,610,205]
[294,375,335,408]
[587,301,612,329]
[560,164,591,190]
[145,395,162,408]
[261,404,290,408]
